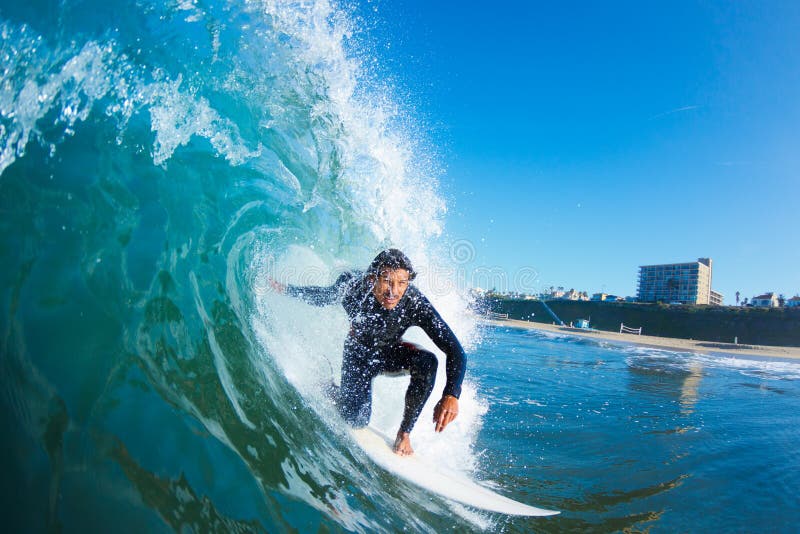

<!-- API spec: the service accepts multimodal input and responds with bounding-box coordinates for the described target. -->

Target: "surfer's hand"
[268,277,286,294]
[393,431,414,456]
[433,395,459,432]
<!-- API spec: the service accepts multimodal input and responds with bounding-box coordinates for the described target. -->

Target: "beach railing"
[487,311,509,319]
[619,323,642,335]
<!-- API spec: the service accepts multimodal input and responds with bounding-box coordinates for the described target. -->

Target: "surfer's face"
[371,268,410,310]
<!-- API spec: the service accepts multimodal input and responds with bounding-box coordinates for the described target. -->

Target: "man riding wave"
[272,249,466,456]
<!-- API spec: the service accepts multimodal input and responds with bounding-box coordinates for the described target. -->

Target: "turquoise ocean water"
[2,1,800,532]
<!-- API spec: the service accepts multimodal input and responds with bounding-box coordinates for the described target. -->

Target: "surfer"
[271,249,466,456]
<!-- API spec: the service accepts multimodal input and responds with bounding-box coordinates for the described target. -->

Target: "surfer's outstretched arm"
[275,271,355,306]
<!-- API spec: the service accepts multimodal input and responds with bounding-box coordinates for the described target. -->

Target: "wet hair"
[367,249,417,280]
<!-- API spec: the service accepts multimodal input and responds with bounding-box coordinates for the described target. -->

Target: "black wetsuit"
[287,271,466,433]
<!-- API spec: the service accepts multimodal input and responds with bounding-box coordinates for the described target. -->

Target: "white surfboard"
[351,427,559,517]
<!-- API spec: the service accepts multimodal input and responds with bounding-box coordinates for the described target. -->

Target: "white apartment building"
[637,258,720,305]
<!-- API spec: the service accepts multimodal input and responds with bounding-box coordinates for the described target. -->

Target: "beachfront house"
[751,292,780,307]
[563,289,589,301]
[549,289,565,299]
[785,296,800,308]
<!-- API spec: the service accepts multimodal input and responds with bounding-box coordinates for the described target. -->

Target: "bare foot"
[393,431,414,456]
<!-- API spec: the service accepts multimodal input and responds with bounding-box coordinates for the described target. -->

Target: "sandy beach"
[487,318,800,362]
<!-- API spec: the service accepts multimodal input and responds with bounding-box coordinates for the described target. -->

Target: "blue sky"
[357,1,800,303]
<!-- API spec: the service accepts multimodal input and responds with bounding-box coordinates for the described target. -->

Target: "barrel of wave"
[251,244,486,479]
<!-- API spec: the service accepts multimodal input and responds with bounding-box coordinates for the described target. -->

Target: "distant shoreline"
[486,318,800,362]
[486,298,800,348]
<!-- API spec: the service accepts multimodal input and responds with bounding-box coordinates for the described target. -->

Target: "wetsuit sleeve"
[285,272,353,306]
[414,294,467,399]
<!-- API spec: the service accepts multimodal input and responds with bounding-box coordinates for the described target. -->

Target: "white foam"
[696,352,800,381]
[0,24,116,174]
[243,0,448,261]
[148,76,260,166]
[624,345,800,380]
[0,20,259,177]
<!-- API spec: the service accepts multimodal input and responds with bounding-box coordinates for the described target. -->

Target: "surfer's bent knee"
[416,350,437,378]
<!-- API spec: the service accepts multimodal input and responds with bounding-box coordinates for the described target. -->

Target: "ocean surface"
[2,1,800,532]
[477,326,800,532]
